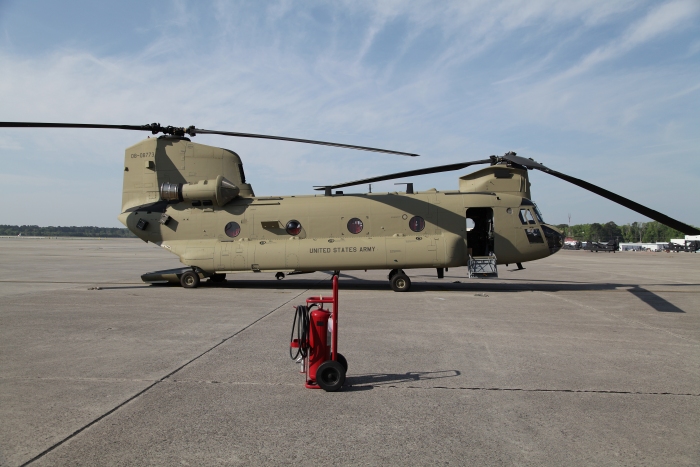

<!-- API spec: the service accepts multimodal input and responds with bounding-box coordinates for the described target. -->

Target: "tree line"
[0,225,136,238]
[554,221,693,243]
[1,221,695,242]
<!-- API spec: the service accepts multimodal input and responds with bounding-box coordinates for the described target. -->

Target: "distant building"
[564,237,580,246]
[670,235,700,245]
[619,242,669,251]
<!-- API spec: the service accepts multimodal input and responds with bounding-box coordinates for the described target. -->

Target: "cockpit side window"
[519,209,536,225]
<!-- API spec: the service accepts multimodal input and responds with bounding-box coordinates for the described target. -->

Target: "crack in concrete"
[1,376,159,383]
[377,386,700,396]
[166,380,298,386]
[127,379,700,397]
[18,283,321,467]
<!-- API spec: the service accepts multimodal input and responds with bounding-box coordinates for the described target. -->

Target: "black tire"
[180,270,200,288]
[316,360,346,392]
[335,353,348,372]
[390,273,411,292]
[388,268,399,280]
[209,273,226,283]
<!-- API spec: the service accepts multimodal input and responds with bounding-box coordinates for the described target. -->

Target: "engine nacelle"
[160,175,239,207]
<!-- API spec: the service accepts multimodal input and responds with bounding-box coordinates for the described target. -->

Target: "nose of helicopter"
[541,224,564,254]
[117,211,129,228]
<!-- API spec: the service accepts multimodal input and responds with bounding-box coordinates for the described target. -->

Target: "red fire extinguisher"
[290,274,347,391]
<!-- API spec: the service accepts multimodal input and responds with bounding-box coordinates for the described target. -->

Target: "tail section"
[120,136,254,218]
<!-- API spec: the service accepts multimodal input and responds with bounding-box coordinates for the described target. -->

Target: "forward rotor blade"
[192,128,419,157]
[500,153,700,235]
[315,159,493,190]
[542,169,699,235]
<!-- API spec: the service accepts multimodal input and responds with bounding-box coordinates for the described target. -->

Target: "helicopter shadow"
[626,286,685,313]
[484,277,689,313]
[344,370,461,391]
[150,275,691,313]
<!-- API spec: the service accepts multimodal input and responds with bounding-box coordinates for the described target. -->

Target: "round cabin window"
[347,218,363,234]
[409,216,425,232]
[286,220,302,236]
[224,221,241,238]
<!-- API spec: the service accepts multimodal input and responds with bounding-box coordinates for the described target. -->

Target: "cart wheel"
[316,360,346,392]
[180,270,200,288]
[335,353,348,372]
[390,273,411,292]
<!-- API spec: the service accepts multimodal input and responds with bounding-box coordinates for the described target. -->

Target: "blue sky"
[1,0,699,228]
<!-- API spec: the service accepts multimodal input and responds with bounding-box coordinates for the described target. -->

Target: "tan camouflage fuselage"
[119,137,560,275]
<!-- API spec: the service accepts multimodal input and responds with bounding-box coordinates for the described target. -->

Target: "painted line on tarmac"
[18,281,323,467]
[548,263,697,285]
[537,291,700,344]
[0,280,144,284]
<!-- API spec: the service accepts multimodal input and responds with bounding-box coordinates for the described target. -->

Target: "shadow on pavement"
[344,370,461,391]
[143,275,692,313]
[627,286,685,313]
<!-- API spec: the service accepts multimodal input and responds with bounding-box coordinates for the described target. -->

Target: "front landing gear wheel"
[316,360,346,392]
[390,273,411,292]
[180,270,200,288]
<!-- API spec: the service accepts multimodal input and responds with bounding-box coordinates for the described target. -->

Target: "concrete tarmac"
[1,238,699,466]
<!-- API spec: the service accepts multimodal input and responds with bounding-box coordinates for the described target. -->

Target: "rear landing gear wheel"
[316,360,346,392]
[180,270,200,288]
[390,272,411,292]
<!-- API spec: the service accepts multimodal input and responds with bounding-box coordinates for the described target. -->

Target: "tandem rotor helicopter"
[3,121,699,292]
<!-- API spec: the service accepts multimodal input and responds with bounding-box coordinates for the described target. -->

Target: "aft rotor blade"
[192,128,419,157]
[315,159,493,190]
[0,122,419,157]
[0,121,162,132]
[500,153,700,235]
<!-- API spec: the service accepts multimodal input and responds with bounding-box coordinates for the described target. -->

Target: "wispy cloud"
[0,0,698,226]
[558,0,700,79]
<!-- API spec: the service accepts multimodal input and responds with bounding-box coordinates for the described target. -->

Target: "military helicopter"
[2,121,698,292]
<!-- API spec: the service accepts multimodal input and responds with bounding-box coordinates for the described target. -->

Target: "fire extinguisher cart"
[290,274,347,391]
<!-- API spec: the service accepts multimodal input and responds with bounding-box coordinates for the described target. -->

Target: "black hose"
[290,305,312,360]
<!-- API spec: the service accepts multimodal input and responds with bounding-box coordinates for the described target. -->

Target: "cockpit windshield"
[533,203,545,223]
[519,209,536,225]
